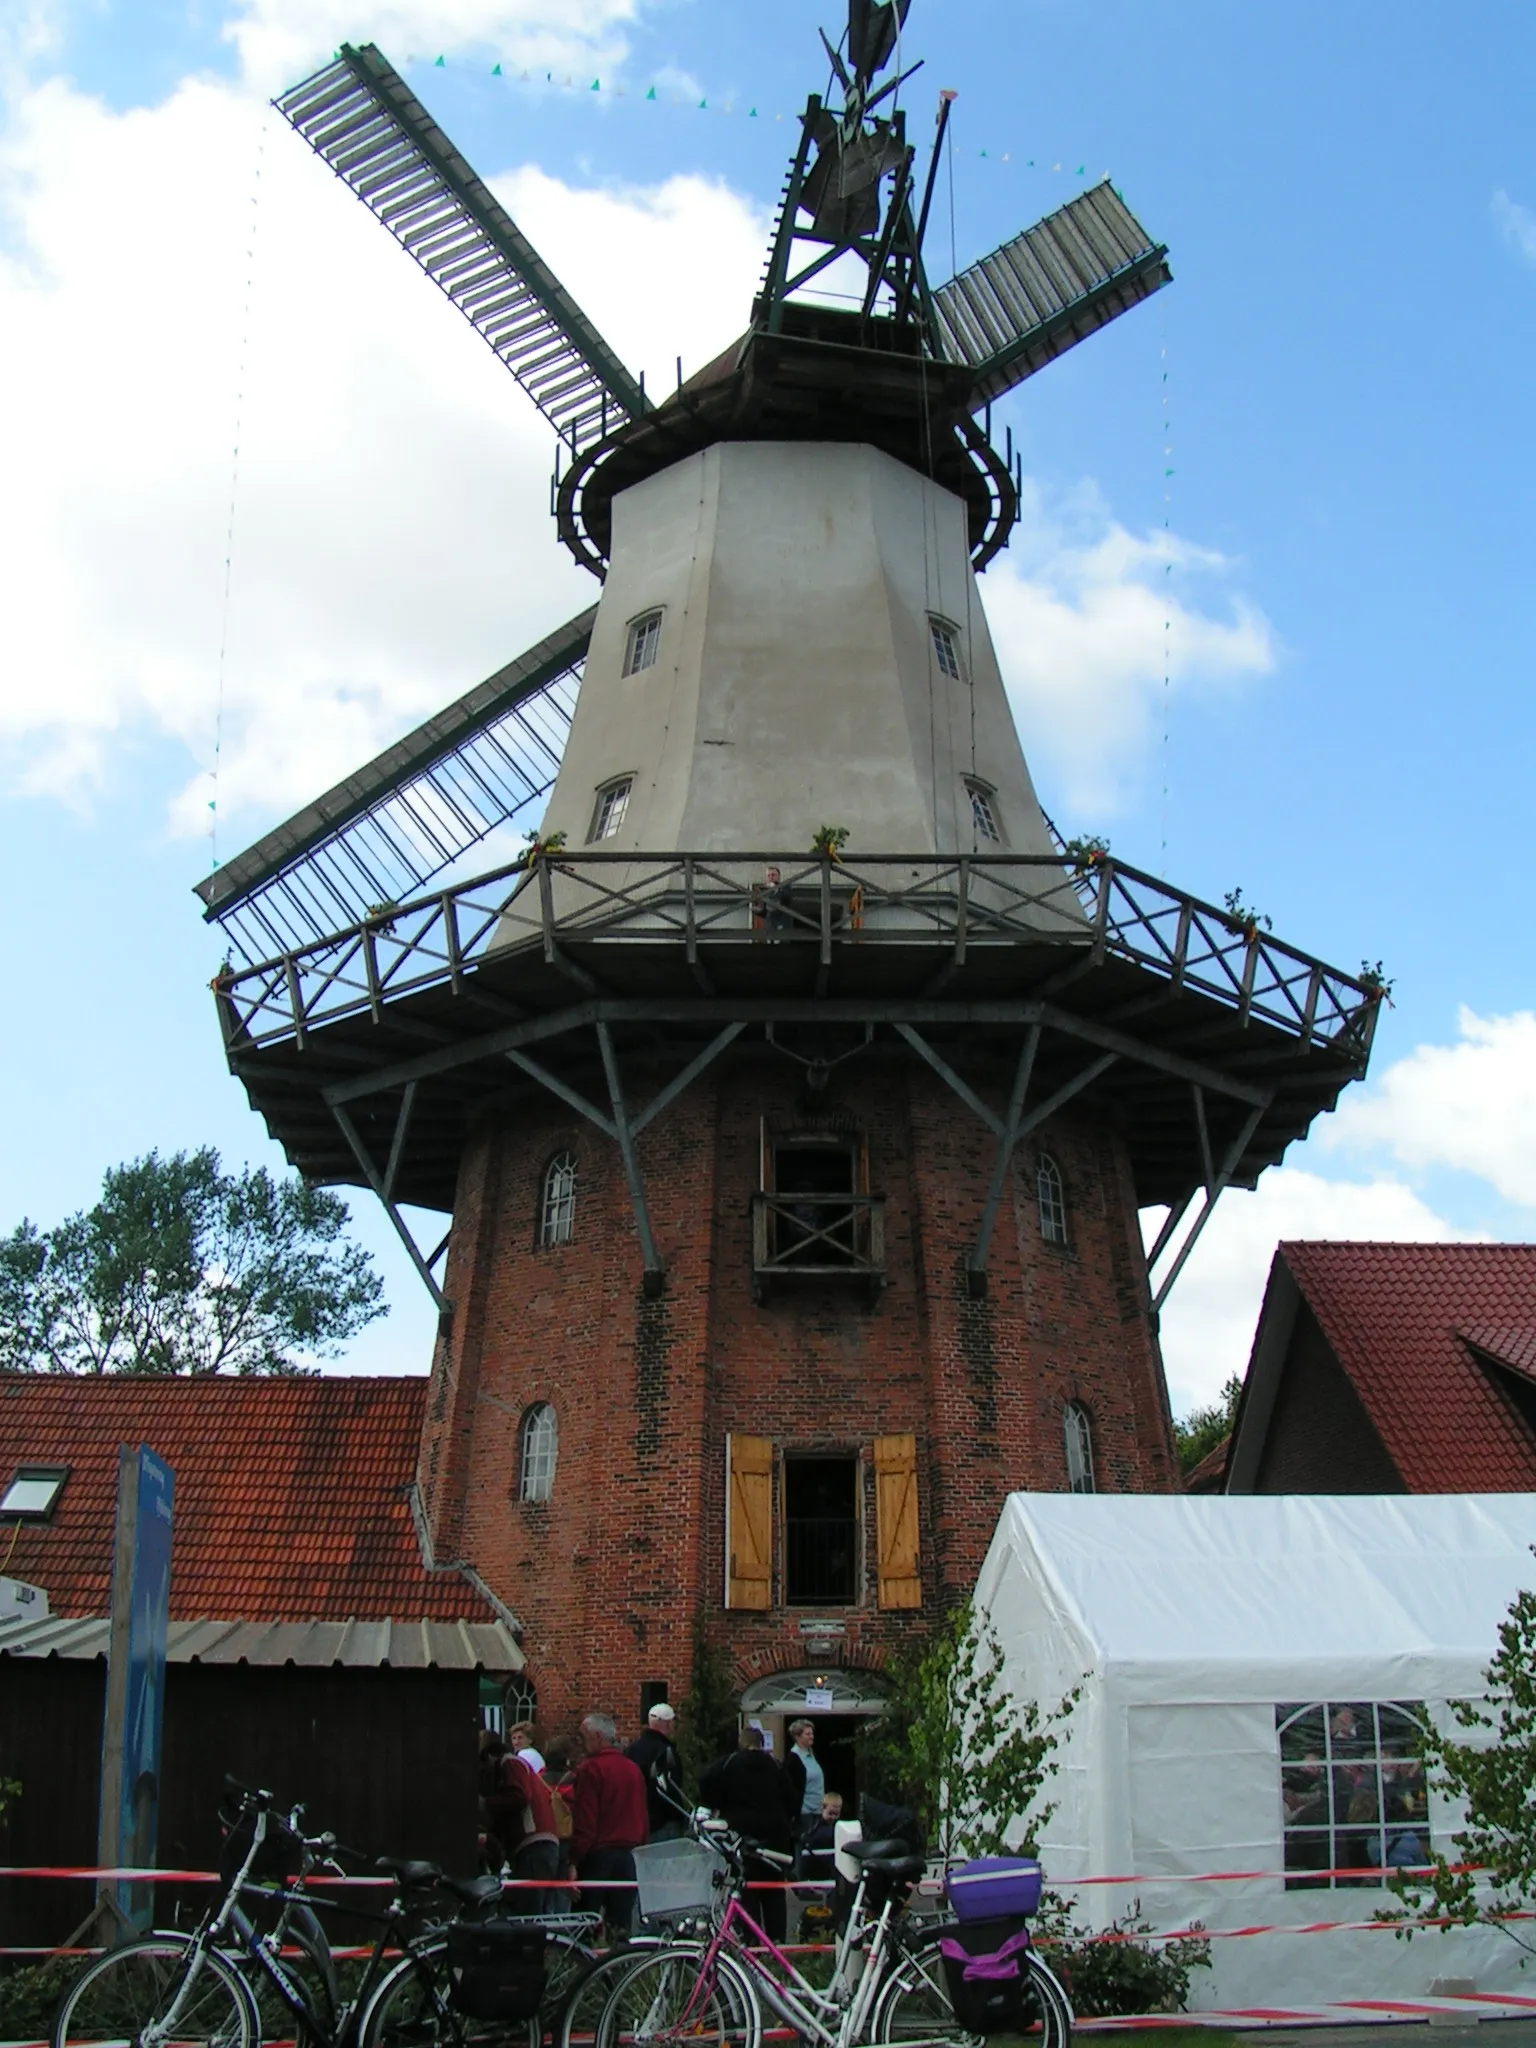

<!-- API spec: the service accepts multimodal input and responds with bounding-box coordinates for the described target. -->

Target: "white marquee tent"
[973,1492,1536,2010]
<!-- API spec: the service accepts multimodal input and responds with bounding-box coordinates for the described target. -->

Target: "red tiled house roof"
[0,1374,497,1623]
[1280,1242,1536,1490]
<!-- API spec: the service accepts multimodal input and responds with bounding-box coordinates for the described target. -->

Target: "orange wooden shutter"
[726,1434,773,1610]
[874,1434,922,1610]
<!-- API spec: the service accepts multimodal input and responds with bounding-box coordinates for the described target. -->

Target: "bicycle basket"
[446,1920,548,2021]
[218,1806,304,1886]
[634,1838,727,1921]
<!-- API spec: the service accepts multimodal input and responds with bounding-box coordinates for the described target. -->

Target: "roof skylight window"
[1,1465,70,1521]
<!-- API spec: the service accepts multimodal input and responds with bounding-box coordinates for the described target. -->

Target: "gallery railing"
[750,1192,887,1282]
[211,850,1382,1062]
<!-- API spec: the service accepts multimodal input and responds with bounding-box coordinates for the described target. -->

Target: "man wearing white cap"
[625,1702,684,1843]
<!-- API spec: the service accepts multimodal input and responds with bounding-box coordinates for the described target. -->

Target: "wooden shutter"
[726,1434,773,1610]
[874,1434,922,1610]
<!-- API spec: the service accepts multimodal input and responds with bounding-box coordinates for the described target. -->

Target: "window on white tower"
[965,779,1001,843]
[590,777,632,841]
[623,610,663,676]
[929,616,964,681]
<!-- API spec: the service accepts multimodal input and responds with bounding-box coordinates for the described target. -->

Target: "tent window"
[519,1404,558,1502]
[1063,1403,1095,1494]
[1037,1154,1068,1245]
[1277,1701,1427,1890]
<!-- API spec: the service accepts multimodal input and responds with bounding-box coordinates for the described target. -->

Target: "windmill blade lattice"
[276,45,648,452]
[196,609,594,962]
[933,182,1170,408]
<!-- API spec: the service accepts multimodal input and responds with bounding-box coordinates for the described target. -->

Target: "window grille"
[1064,1403,1095,1493]
[519,1404,558,1502]
[1277,1701,1427,1888]
[1037,1153,1068,1245]
[504,1677,538,1723]
[929,616,963,681]
[540,1151,577,1245]
[623,610,662,676]
[965,779,1000,843]
[591,777,632,841]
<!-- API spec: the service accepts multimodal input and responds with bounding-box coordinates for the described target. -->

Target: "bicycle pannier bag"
[938,1915,1038,2034]
[446,1920,547,2020]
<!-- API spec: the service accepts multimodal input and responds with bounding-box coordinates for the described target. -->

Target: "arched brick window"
[1037,1152,1068,1245]
[519,1404,558,1502]
[1064,1402,1095,1494]
[539,1152,577,1246]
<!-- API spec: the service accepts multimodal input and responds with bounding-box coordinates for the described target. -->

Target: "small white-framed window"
[1037,1153,1068,1245]
[623,610,663,677]
[0,1465,69,1521]
[965,778,1001,844]
[539,1151,577,1246]
[929,615,964,681]
[1064,1403,1095,1493]
[590,776,632,842]
[519,1404,558,1502]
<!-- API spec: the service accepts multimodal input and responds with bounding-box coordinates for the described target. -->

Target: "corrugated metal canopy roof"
[0,1613,522,1672]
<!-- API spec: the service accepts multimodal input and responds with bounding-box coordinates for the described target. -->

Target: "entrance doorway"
[739,1669,887,1821]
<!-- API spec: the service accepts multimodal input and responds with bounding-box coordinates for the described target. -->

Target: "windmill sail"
[196,609,594,961]
[933,182,1170,407]
[276,46,647,451]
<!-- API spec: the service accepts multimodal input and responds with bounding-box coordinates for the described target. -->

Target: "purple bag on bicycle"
[938,1916,1037,2034]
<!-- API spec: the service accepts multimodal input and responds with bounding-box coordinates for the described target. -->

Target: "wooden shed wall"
[0,1661,480,1948]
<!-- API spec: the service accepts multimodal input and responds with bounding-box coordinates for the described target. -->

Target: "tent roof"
[982,1492,1536,1701]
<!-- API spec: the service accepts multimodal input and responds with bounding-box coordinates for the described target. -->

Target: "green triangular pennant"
[434,54,445,66]
[646,84,657,99]
[491,62,501,75]
[590,77,600,89]
[749,106,757,116]
[698,97,707,109]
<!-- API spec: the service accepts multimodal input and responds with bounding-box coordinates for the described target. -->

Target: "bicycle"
[52,1779,602,2048]
[591,1826,1071,2048]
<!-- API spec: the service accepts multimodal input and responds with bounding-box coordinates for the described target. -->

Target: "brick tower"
[203,15,1382,1751]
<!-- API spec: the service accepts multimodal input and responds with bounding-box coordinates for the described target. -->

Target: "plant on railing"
[1358,959,1396,1006]
[1062,833,1110,873]
[515,829,568,871]
[364,900,400,934]
[810,824,849,860]
[1222,888,1273,943]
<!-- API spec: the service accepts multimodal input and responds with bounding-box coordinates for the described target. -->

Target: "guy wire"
[1160,313,1172,877]
[210,110,268,875]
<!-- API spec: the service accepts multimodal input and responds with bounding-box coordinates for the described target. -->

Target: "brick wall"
[418,1049,1179,1743]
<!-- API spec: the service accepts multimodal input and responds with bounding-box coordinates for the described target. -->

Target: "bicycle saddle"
[377,1856,443,1887]
[439,1873,504,1906]
[844,1840,925,1879]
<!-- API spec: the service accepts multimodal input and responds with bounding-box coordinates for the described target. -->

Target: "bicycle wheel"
[872,1934,1071,2048]
[557,1945,665,2048]
[54,1936,257,2048]
[594,1948,759,2048]
[361,1930,567,2048]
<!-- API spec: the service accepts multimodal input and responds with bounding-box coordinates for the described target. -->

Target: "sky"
[1,0,1533,1419]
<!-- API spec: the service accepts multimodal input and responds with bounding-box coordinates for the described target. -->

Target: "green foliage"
[0,1957,76,2038]
[811,824,850,857]
[0,1148,386,1376]
[1063,833,1110,871]
[1359,959,1396,1006]
[1173,1376,1243,1476]
[0,1775,18,1819]
[677,1629,739,1802]
[1035,1895,1213,2016]
[857,1602,1077,1858]
[1386,1559,1536,1955]
[1221,889,1272,937]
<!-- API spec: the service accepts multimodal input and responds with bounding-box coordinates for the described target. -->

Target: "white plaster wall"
[537,441,1058,860]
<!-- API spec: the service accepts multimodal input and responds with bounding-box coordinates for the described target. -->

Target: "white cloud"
[0,56,765,839]
[1327,1008,1536,1209]
[226,0,639,97]
[1151,1167,1475,1416]
[985,481,1276,813]
[1492,188,1536,267]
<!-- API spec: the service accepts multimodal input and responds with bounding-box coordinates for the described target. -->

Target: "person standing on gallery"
[625,1701,684,1843]
[781,1718,825,1846]
[568,1712,649,1937]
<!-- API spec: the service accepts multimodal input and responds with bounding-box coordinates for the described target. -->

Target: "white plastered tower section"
[537,441,1060,862]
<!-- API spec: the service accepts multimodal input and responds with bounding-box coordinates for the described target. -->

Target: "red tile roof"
[0,1374,496,1625]
[1461,1324,1536,1380]
[1281,1242,1536,1491]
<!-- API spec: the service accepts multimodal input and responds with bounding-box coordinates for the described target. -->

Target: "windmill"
[201,6,1379,1719]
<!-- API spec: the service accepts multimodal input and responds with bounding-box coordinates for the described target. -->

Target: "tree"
[1173,1374,1243,1475]
[858,1602,1076,1858]
[0,1149,386,1376]
[1388,1556,1536,1958]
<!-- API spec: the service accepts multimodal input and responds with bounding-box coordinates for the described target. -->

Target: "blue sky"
[2,0,1533,1412]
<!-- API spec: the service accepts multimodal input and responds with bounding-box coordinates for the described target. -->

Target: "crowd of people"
[477,1707,844,1939]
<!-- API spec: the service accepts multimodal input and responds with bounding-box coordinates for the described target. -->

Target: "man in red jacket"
[568,1712,649,1936]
